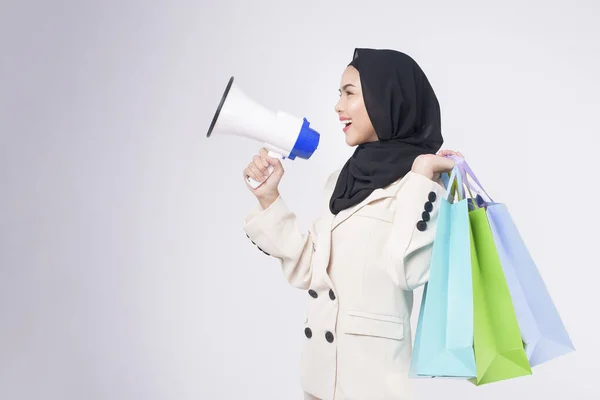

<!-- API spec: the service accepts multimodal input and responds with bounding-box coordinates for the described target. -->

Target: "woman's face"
[335,66,378,146]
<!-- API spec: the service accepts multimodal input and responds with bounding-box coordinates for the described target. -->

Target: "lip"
[343,122,352,133]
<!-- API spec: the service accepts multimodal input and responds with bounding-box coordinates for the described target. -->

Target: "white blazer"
[244,169,447,400]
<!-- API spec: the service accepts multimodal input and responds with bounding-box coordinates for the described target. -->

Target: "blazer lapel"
[330,185,398,231]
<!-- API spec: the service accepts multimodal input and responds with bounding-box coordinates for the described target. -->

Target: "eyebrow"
[338,84,356,93]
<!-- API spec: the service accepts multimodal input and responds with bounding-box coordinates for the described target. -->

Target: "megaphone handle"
[246,150,283,189]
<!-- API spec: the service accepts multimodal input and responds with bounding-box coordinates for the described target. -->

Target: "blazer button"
[305,327,312,338]
[421,211,430,222]
[424,201,433,213]
[428,191,437,202]
[325,331,334,343]
[308,289,318,298]
[329,289,336,301]
[417,220,427,231]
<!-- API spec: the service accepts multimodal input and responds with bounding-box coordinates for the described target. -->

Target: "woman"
[243,48,463,400]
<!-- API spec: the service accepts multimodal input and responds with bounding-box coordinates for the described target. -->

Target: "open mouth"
[341,120,353,132]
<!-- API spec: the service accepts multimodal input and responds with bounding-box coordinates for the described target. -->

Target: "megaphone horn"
[206,76,320,189]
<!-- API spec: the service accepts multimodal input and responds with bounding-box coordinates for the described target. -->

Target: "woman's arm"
[383,152,457,290]
[383,170,447,291]
[244,195,315,290]
[243,170,339,290]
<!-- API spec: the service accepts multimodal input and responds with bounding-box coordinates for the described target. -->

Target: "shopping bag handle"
[444,164,465,203]
[444,155,494,204]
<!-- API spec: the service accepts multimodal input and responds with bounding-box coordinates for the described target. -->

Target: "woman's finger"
[244,167,260,183]
[438,149,464,159]
[259,148,270,166]
[253,155,268,172]
[248,164,265,181]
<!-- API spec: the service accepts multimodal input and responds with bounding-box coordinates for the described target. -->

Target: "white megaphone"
[206,76,320,189]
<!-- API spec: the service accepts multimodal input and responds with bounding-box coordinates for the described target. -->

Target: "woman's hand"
[411,150,465,183]
[243,148,285,209]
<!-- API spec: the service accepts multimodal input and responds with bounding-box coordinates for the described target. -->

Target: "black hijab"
[329,48,444,215]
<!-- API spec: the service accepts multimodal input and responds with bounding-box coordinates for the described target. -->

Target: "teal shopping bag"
[410,166,476,378]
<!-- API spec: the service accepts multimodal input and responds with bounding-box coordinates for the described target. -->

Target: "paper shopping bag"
[410,166,476,378]
[469,206,532,385]
[458,159,575,368]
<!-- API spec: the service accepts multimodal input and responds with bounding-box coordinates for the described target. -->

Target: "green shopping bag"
[468,206,532,385]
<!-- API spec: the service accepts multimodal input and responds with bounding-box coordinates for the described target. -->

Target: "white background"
[1,0,598,399]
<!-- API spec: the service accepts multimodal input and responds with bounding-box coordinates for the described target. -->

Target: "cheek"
[348,99,366,124]
[348,99,375,135]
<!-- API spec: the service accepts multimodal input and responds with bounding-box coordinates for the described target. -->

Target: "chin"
[345,138,357,147]
[344,128,377,147]
[344,134,360,147]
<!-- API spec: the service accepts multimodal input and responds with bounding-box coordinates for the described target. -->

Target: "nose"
[335,97,343,114]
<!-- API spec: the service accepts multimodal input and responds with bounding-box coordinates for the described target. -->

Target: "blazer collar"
[330,178,402,231]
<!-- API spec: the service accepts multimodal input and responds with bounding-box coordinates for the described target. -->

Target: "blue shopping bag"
[457,159,575,367]
[409,166,476,378]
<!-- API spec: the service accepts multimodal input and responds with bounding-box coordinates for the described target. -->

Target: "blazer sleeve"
[385,171,448,291]
[243,170,339,290]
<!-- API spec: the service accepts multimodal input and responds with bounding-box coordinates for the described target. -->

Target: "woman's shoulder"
[318,168,342,212]
[325,168,342,190]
